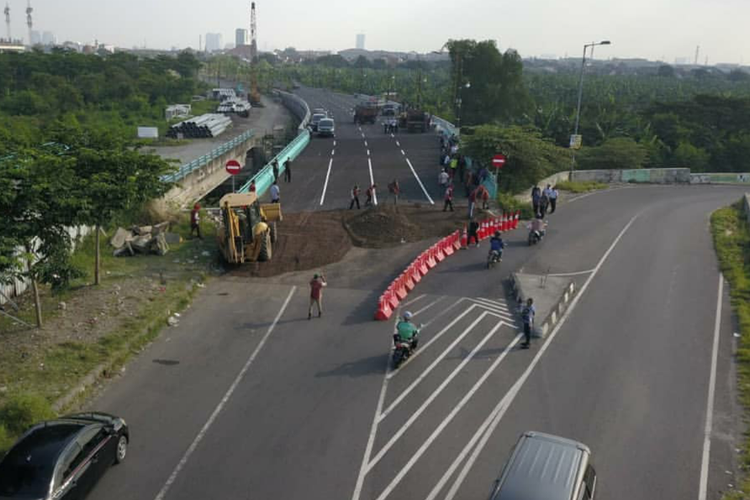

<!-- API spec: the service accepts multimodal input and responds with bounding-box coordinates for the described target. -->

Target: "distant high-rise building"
[41,31,55,45]
[205,32,222,52]
[235,28,248,47]
[356,33,365,50]
[29,29,40,44]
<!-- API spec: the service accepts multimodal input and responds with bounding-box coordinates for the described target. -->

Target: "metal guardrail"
[161,129,256,183]
[238,129,311,197]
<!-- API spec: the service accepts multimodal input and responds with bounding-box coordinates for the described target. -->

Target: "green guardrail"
[238,130,311,197]
[161,129,255,183]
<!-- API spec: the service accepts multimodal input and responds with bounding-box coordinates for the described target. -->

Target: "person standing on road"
[190,203,202,240]
[438,169,450,190]
[270,180,280,203]
[308,273,327,319]
[520,298,535,348]
[349,184,361,209]
[549,185,559,213]
[365,183,377,206]
[284,159,292,183]
[388,179,400,205]
[531,186,541,216]
[272,160,280,182]
[476,184,490,210]
[467,218,480,247]
[449,156,458,180]
[539,190,549,217]
[443,183,454,212]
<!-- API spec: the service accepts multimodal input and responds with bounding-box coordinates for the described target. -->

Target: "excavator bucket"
[260,203,282,222]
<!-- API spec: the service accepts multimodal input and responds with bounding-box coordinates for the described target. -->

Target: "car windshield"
[312,114,325,122]
[320,120,333,127]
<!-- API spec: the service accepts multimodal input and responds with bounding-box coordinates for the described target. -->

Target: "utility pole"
[4,3,10,41]
[694,45,700,65]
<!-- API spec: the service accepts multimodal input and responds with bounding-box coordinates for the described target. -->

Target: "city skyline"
[2,0,749,64]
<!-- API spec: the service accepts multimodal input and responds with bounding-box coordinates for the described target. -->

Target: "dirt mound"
[344,203,477,248]
[229,210,352,278]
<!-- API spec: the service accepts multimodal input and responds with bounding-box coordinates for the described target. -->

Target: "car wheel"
[115,435,128,464]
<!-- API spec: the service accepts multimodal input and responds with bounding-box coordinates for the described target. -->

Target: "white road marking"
[405,158,434,204]
[367,150,370,156]
[400,149,406,155]
[412,297,445,317]
[368,158,378,205]
[362,132,366,138]
[390,133,395,138]
[153,286,297,500]
[372,331,523,500]
[402,294,426,307]
[699,274,724,500]
[471,297,511,312]
[333,140,337,146]
[547,269,596,277]
[331,149,335,156]
[351,355,392,500]
[378,312,498,423]
[365,141,368,147]
[435,213,641,500]
[396,141,400,147]
[320,158,333,206]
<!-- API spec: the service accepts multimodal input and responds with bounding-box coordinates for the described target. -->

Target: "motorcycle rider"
[489,231,505,262]
[530,213,547,240]
[395,311,420,350]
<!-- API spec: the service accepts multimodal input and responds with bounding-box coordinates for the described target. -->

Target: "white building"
[205,32,223,52]
[42,31,56,45]
[356,33,365,50]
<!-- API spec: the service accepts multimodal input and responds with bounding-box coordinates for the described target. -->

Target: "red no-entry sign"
[492,154,506,168]
[225,159,242,175]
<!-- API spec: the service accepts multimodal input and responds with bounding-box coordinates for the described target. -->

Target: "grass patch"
[711,203,750,498]
[555,180,608,193]
[0,213,217,456]
[497,192,535,220]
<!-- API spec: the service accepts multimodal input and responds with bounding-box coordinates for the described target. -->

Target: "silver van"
[488,432,597,500]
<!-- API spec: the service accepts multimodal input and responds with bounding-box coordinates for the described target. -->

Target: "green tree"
[577,138,649,170]
[71,144,175,285]
[0,152,83,327]
[461,125,569,193]
[670,141,710,171]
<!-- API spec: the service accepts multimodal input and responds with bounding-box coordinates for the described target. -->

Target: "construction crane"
[4,3,10,41]
[248,1,261,106]
[25,0,32,46]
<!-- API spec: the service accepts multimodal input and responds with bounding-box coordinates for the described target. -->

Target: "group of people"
[383,118,399,134]
[531,184,558,217]
[349,183,380,209]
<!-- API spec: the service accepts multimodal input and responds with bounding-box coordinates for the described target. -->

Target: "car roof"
[312,113,326,119]
[319,118,334,124]
[2,422,87,468]
[495,432,589,500]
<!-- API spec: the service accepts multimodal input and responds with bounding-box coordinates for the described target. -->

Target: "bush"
[0,392,56,436]
[0,424,13,457]
[497,192,534,220]
[555,180,608,193]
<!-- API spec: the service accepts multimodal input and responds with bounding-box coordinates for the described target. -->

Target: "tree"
[670,142,710,171]
[71,144,175,285]
[461,125,569,193]
[657,65,675,78]
[0,152,83,327]
[445,39,531,125]
[577,138,649,170]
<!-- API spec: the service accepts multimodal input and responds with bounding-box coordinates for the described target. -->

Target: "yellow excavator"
[217,192,282,263]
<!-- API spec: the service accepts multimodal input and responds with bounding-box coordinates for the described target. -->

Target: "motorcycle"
[392,325,423,368]
[527,221,547,246]
[487,249,503,269]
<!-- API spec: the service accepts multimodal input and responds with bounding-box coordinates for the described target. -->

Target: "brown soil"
[230,203,492,277]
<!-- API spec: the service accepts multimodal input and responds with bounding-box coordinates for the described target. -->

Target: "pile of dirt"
[230,210,352,278]
[344,203,484,248]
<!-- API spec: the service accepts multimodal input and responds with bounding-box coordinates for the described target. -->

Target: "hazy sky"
[7,0,749,64]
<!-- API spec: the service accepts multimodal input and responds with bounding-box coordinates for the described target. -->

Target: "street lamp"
[571,40,611,173]
[456,81,470,130]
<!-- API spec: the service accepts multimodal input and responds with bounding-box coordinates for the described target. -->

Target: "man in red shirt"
[308,273,327,319]
[443,184,454,212]
[249,180,256,193]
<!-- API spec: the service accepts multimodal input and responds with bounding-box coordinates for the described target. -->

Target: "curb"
[510,273,576,338]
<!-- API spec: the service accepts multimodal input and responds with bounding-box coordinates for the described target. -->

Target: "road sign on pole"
[225,159,242,175]
[492,154,506,168]
[569,134,583,150]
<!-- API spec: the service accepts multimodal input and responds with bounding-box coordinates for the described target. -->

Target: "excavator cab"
[217,192,282,264]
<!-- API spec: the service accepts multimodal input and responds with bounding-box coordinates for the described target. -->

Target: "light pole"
[571,40,611,173]
[456,81,470,130]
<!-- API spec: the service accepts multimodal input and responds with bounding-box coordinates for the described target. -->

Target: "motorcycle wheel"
[392,350,403,369]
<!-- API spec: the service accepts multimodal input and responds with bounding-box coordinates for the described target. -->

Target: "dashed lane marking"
[320,158,333,206]
[405,158,434,204]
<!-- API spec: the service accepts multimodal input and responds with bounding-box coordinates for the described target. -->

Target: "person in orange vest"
[365,183,377,207]
[349,184,361,209]
[190,203,202,240]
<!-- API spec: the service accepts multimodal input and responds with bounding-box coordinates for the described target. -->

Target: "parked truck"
[403,109,429,133]
[217,192,282,263]
[354,104,378,125]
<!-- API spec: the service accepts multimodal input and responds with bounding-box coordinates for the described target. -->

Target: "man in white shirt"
[548,185,559,213]
[270,181,280,203]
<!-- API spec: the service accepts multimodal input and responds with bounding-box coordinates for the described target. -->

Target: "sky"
[5,0,749,64]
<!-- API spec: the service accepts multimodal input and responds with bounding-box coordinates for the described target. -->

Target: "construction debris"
[166,114,232,139]
[110,223,175,257]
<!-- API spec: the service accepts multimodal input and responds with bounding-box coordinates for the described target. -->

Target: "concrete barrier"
[690,172,750,185]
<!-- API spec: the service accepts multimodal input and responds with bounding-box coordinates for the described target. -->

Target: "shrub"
[0,392,56,436]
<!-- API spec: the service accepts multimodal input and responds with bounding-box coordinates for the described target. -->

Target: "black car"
[0,412,129,500]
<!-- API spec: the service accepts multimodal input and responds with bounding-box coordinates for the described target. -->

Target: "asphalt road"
[84,89,745,500]
[274,87,443,211]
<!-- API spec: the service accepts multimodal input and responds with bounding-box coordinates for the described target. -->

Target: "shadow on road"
[315,352,388,378]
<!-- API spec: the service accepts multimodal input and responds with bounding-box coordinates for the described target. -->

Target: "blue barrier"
[161,129,256,183]
[238,130,311,197]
